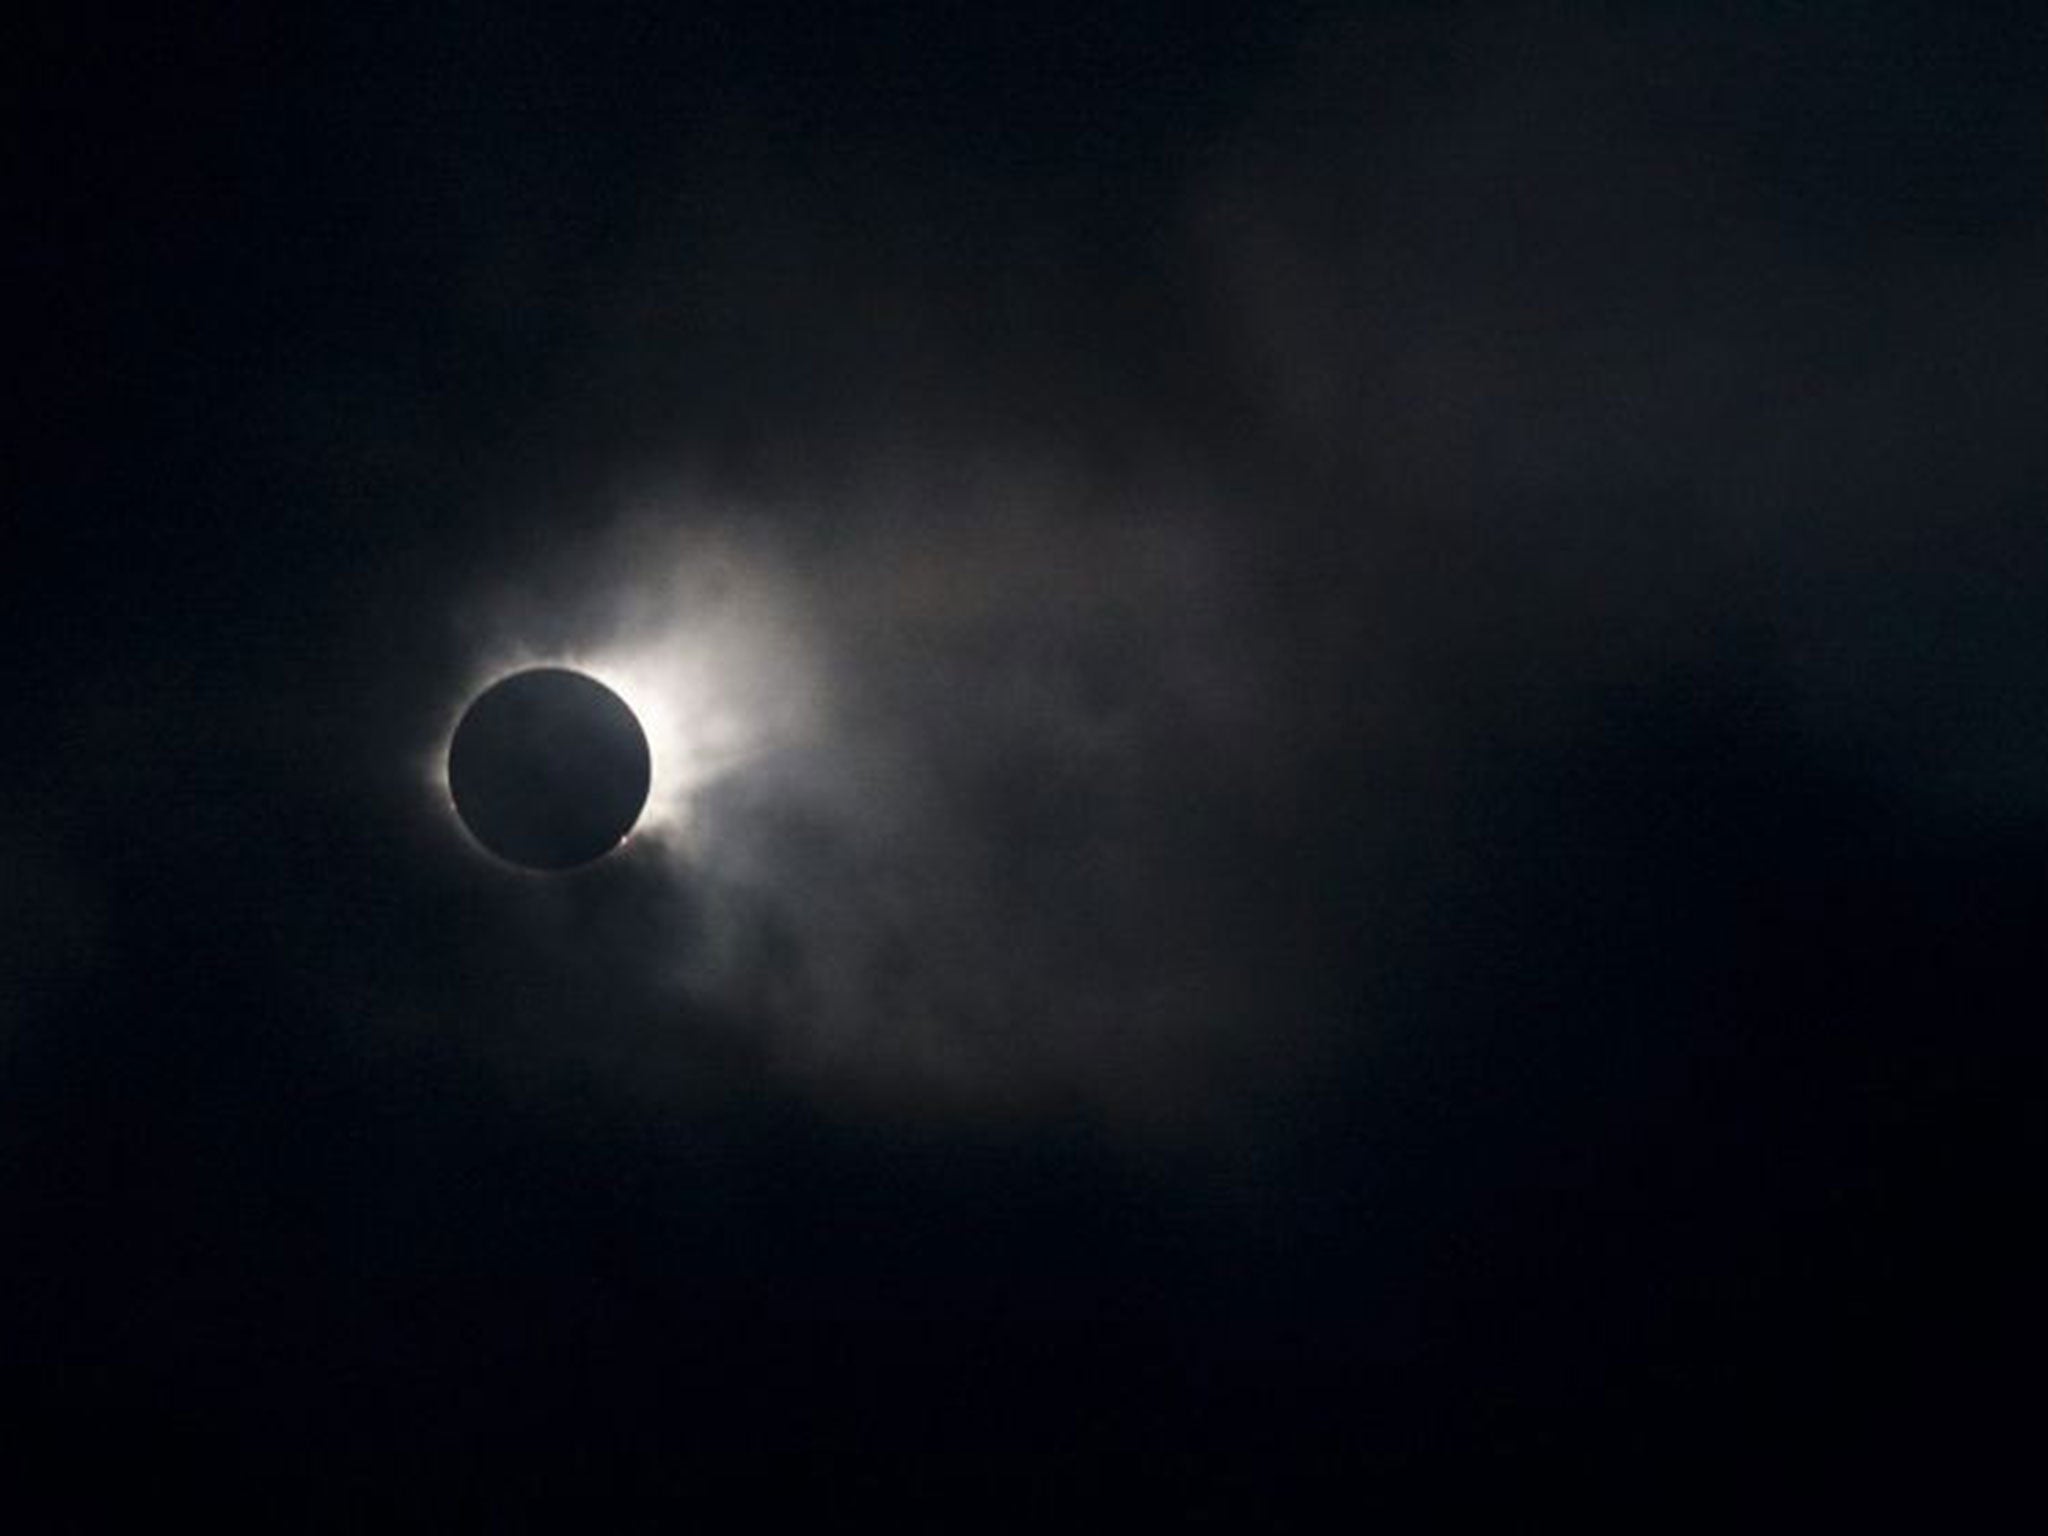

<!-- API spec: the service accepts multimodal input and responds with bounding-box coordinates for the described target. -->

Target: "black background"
[5,1,2045,1522]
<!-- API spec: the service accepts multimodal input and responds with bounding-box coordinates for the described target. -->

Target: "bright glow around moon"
[427,526,825,856]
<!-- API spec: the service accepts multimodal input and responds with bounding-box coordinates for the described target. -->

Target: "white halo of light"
[425,526,826,860]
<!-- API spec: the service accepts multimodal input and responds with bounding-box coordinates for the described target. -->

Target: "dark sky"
[6,1,2045,1521]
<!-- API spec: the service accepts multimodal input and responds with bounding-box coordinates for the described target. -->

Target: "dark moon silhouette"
[447,668,651,870]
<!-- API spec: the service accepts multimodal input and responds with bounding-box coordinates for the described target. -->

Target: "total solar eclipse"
[448,667,652,870]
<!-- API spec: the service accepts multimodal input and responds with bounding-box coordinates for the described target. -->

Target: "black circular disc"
[447,668,651,870]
